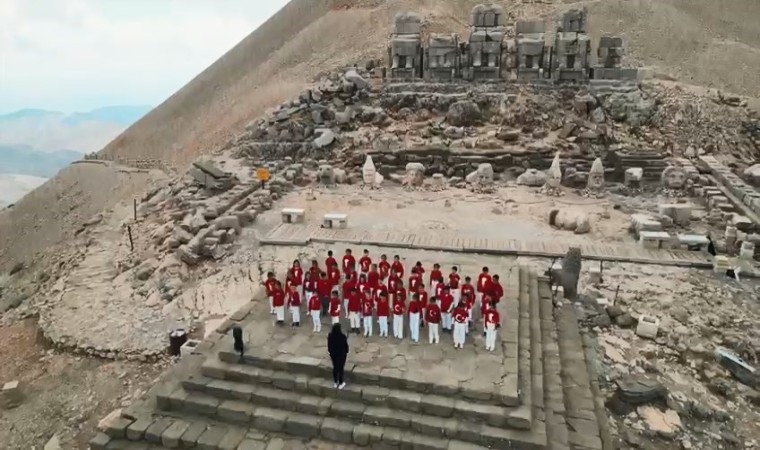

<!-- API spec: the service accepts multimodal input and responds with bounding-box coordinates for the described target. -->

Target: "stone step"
[91,416,252,450]
[198,358,532,430]
[215,351,520,408]
[162,386,545,450]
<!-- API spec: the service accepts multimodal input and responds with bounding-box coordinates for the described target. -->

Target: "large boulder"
[446,101,482,127]
[344,69,369,90]
[744,164,760,187]
[517,169,547,187]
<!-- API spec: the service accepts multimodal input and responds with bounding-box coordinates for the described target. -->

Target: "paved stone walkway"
[261,224,712,268]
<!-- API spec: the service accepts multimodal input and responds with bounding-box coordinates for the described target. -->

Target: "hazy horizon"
[0,0,289,114]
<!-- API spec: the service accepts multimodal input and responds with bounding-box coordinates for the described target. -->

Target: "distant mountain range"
[0,105,152,155]
[0,105,152,206]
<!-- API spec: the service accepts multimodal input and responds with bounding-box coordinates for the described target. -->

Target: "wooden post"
[133,199,137,221]
[127,225,134,252]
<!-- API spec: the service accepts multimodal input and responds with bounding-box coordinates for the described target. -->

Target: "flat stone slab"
[261,224,712,268]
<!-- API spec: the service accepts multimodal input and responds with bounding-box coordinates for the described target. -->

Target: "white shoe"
[338,382,346,390]
[333,382,338,388]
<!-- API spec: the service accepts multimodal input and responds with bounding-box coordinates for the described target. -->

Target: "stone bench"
[639,231,671,250]
[322,213,348,229]
[676,234,709,251]
[281,208,305,224]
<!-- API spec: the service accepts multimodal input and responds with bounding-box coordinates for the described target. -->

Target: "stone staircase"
[612,149,668,183]
[90,267,606,450]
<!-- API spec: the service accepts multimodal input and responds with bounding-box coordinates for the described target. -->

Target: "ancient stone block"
[145,418,173,443]
[161,420,190,448]
[253,407,289,432]
[125,418,153,441]
[285,413,322,438]
[218,400,254,423]
[196,426,228,450]
[217,428,247,450]
[320,417,355,443]
[179,422,207,447]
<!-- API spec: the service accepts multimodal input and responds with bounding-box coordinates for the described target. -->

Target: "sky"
[0,0,290,114]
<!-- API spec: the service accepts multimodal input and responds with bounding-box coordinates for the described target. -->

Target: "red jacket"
[417,290,428,305]
[291,267,303,285]
[393,288,406,303]
[347,292,361,312]
[342,255,356,272]
[453,306,468,324]
[448,273,461,289]
[409,274,422,292]
[379,261,390,279]
[272,288,285,307]
[430,269,442,285]
[374,284,388,299]
[304,278,317,293]
[426,304,441,324]
[265,278,277,296]
[342,280,356,298]
[376,299,390,317]
[485,309,501,327]
[388,275,400,294]
[288,291,301,307]
[489,282,504,303]
[391,261,404,278]
[328,267,341,287]
[440,293,454,313]
[359,256,372,272]
[317,279,332,297]
[329,297,342,317]
[477,273,492,293]
[325,257,337,270]
[308,295,321,312]
[462,283,475,302]
[392,299,405,315]
[368,271,380,289]
[361,298,374,316]
[408,300,422,315]
[435,282,445,298]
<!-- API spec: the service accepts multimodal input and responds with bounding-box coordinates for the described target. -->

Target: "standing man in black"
[327,323,349,389]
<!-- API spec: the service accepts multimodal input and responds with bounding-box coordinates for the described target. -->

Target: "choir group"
[263,249,503,351]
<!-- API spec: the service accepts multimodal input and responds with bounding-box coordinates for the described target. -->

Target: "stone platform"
[261,223,712,268]
[90,266,607,450]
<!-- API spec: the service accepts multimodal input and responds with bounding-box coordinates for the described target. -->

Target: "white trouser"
[343,299,349,317]
[331,315,340,324]
[378,316,389,337]
[311,311,321,331]
[274,306,285,321]
[485,323,497,351]
[290,306,300,323]
[363,316,373,336]
[476,292,484,306]
[393,314,404,339]
[349,312,361,329]
[268,296,274,313]
[429,282,437,296]
[442,313,452,330]
[451,289,461,303]
[453,322,467,347]
[428,323,440,344]
[409,313,420,342]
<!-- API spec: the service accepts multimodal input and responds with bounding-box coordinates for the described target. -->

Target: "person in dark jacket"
[327,323,349,389]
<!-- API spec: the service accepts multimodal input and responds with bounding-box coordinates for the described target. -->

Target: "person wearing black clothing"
[327,323,349,389]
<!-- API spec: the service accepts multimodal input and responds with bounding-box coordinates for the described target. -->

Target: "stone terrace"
[90,264,607,450]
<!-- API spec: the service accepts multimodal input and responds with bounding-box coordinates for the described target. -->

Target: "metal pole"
[127,225,134,252]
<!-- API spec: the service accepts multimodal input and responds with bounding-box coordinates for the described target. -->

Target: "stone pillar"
[560,248,582,300]
[739,241,756,260]
[725,226,737,248]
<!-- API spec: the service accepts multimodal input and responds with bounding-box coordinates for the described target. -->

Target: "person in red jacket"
[359,249,372,277]
[361,291,374,337]
[272,280,286,325]
[452,300,469,349]
[357,274,371,298]
[264,272,277,315]
[484,301,501,352]
[376,291,390,337]
[461,276,476,331]
[429,263,442,296]
[408,294,422,343]
[378,254,391,283]
[325,251,337,273]
[347,287,362,333]
[416,284,428,327]
[317,271,332,316]
[439,286,455,333]
[391,255,404,279]
[434,277,446,299]
[342,248,356,274]
[288,284,302,327]
[476,267,492,307]
[367,264,381,295]
[409,268,423,297]
[308,292,322,332]
[392,289,406,339]
[328,263,341,290]
[304,271,317,305]
[388,271,400,296]
[329,291,342,325]
[290,260,304,297]
[448,266,461,303]
[341,273,356,315]
[489,274,504,304]
[426,297,442,344]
